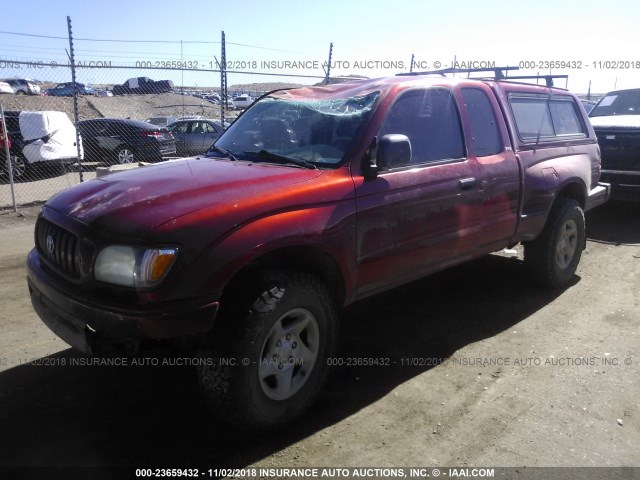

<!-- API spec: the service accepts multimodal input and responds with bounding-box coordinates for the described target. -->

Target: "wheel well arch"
[556,181,586,209]
[221,245,347,308]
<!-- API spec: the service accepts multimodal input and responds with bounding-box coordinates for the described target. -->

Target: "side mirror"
[377,134,412,170]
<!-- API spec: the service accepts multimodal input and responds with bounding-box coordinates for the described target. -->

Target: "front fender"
[198,202,358,305]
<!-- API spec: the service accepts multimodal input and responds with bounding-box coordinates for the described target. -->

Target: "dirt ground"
[0,201,638,473]
[0,92,236,122]
[0,81,304,123]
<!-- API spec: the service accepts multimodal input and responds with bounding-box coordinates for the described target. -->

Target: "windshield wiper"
[206,145,237,161]
[245,150,317,169]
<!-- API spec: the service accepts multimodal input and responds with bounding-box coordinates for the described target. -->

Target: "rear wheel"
[197,270,337,431]
[524,197,585,288]
[115,146,135,164]
[38,161,67,178]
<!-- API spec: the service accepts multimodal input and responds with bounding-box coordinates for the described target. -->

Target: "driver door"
[354,87,485,296]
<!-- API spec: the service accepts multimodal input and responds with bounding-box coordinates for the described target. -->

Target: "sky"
[1,0,638,95]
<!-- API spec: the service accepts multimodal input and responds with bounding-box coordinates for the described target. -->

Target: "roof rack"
[397,66,568,88]
[397,66,519,79]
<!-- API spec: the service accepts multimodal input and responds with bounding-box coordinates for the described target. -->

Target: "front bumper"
[585,182,611,211]
[27,249,218,355]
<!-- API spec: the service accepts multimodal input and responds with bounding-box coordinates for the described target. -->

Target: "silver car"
[168,119,224,156]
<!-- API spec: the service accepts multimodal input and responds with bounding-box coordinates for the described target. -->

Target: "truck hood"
[589,115,640,128]
[47,157,324,237]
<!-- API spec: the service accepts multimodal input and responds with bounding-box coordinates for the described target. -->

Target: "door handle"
[459,177,476,190]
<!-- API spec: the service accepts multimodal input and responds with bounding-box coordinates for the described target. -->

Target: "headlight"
[94,246,178,288]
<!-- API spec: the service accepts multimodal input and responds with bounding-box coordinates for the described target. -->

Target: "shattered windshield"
[590,90,640,117]
[209,91,379,167]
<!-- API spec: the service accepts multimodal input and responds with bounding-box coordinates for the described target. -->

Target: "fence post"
[220,31,227,127]
[325,42,333,84]
[1,105,18,212]
[67,16,84,182]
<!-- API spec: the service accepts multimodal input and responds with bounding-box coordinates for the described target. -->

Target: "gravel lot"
[0,201,638,472]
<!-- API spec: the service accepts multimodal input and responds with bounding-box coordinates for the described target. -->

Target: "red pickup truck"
[27,69,609,431]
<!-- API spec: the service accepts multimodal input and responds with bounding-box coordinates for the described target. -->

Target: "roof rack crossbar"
[494,74,568,87]
[397,66,519,78]
[397,66,568,87]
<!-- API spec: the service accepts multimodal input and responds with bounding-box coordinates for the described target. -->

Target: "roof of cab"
[269,74,569,101]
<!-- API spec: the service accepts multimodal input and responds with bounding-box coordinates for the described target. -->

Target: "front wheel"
[197,270,337,431]
[524,197,585,288]
[6,154,29,179]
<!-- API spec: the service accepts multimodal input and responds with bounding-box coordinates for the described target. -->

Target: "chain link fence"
[1,24,337,210]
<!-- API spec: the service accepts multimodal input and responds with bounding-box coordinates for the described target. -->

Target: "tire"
[524,197,585,288]
[38,161,66,178]
[197,270,337,431]
[7,154,28,179]
[16,90,25,95]
[114,146,135,164]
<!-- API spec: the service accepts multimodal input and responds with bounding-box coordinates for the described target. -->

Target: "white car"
[94,89,114,97]
[231,94,254,109]
[146,116,178,128]
[0,81,13,94]
[2,78,41,95]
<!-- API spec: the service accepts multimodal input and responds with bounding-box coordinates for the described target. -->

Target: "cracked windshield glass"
[211,91,379,167]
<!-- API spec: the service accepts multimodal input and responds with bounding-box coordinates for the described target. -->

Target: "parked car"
[1,78,41,95]
[213,119,232,130]
[175,115,204,121]
[589,88,640,201]
[0,81,13,94]
[0,110,82,179]
[205,93,221,104]
[231,94,254,109]
[168,119,224,156]
[580,99,596,114]
[145,116,178,128]
[94,89,113,97]
[112,77,174,95]
[77,118,176,165]
[27,69,609,432]
[44,82,94,97]
[0,116,10,148]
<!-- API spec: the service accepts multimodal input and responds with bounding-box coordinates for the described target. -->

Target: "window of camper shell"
[509,94,587,142]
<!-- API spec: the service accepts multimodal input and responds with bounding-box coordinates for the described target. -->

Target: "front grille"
[36,218,80,277]
[595,131,640,146]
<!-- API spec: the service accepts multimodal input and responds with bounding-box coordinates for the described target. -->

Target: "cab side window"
[378,88,465,164]
[461,88,502,156]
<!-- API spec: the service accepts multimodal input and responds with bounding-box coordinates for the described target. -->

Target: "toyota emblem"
[46,235,55,255]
